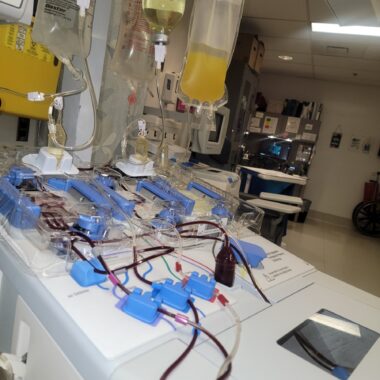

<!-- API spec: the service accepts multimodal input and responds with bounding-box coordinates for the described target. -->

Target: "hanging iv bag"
[178,0,244,111]
[142,0,186,36]
[111,0,155,81]
[32,0,96,60]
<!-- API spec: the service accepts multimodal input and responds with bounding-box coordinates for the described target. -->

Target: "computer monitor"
[191,107,230,155]
[260,138,291,161]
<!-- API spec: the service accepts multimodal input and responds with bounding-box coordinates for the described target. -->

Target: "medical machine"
[190,107,230,155]
[1,5,380,379]
[1,156,380,380]
[0,0,33,24]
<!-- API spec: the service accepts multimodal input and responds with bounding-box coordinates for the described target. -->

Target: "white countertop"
[239,166,308,186]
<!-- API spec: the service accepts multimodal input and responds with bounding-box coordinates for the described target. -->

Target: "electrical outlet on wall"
[146,127,161,141]
[16,118,30,142]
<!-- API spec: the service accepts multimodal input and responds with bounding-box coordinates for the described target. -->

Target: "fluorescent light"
[278,55,293,61]
[312,22,380,37]
[268,135,276,139]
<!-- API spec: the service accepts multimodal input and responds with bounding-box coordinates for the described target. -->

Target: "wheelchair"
[352,172,380,237]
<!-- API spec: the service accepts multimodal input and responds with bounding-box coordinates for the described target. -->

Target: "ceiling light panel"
[312,23,380,37]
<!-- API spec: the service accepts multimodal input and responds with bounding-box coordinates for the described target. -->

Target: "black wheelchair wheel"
[352,201,380,237]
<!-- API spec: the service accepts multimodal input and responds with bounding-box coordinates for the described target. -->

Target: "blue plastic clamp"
[158,208,181,225]
[152,279,193,312]
[136,180,194,216]
[94,177,135,218]
[122,288,161,324]
[187,181,222,200]
[70,258,107,287]
[136,180,177,202]
[0,178,40,229]
[72,214,107,241]
[95,175,116,189]
[48,178,128,221]
[231,239,267,268]
[185,272,216,300]
[165,188,194,216]
[6,166,36,187]
[211,202,232,218]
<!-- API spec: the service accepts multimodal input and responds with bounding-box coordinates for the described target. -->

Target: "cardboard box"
[254,41,265,74]
[233,33,259,70]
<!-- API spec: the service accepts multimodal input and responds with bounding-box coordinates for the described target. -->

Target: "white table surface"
[240,166,308,186]
[248,198,302,214]
[260,192,304,206]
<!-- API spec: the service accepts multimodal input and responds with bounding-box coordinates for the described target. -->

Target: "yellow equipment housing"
[0,23,61,120]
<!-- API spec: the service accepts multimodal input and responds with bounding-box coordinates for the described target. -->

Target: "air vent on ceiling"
[326,0,380,26]
[326,46,349,56]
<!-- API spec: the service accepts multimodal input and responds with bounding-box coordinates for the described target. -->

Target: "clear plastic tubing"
[217,303,241,378]
[50,14,98,152]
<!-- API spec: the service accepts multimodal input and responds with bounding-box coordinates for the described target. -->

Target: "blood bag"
[32,0,95,60]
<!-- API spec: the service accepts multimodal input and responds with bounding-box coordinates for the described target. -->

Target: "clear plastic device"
[178,0,244,111]
[32,0,96,60]
[111,0,155,82]
[0,154,269,379]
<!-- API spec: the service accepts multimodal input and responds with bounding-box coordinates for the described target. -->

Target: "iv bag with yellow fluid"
[142,0,186,35]
[179,0,244,110]
[180,44,228,104]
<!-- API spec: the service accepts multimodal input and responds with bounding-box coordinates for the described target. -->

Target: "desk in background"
[238,166,308,197]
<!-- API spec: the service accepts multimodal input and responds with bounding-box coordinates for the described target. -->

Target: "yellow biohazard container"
[0,23,61,120]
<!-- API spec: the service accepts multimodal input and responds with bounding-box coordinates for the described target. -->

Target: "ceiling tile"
[262,61,314,77]
[312,40,367,59]
[243,0,308,21]
[314,66,380,86]
[308,0,337,23]
[262,37,312,54]
[364,46,380,60]
[241,18,310,39]
[313,54,380,72]
[315,74,380,86]
[239,0,380,86]
[265,50,313,65]
[327,0,380,26]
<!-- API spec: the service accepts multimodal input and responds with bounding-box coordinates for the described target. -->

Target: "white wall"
[0,114,37,146]
[258,74,380,219]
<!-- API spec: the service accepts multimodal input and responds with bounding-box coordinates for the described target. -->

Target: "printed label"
[43,0,94,29]
[2,24,54,63]
[44,0,77,21]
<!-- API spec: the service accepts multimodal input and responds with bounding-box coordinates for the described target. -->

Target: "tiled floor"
[283,217,380,297]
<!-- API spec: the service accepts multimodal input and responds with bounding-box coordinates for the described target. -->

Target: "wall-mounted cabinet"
[248,112,321,143]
